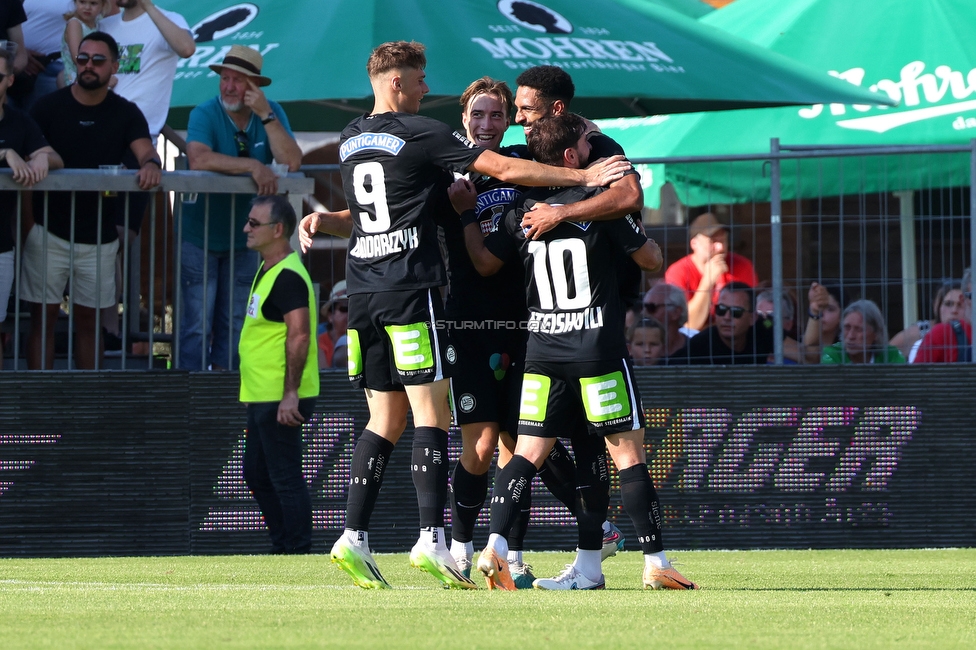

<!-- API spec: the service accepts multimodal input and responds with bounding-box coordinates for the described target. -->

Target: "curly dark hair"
[515,65,575,107]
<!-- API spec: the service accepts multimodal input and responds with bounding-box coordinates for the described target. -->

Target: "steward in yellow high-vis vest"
[238,195,318,554]
[239,249,319,402]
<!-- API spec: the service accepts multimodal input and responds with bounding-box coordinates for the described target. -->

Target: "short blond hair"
[459,77,513,121]
[367,41,426,78]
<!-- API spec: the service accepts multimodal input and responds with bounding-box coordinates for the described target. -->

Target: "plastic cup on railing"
[270,162,289,178]
[99,165,123,197]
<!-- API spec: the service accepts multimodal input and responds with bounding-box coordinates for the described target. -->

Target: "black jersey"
[485,185,648,362]
[588,132,645,308]
[439,145,529,322]
[339,112,483,295]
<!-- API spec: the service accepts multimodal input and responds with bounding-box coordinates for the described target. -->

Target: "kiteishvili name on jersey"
[526,307,604,334]
[349,227,420,259]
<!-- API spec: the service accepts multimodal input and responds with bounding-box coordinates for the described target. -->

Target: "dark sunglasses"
[246,217,276,229]
[333,303,349,313]
[234,130,250,158]
[642,302,668,312]
[715,304,748,318]
[0,72,7,82]
[76,53,109,67]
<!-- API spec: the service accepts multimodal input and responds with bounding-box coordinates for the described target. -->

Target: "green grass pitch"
[1,549,974,649]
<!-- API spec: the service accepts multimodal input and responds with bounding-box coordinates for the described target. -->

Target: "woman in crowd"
[821,299,905,364]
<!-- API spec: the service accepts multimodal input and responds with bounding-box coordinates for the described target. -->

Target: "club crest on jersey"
[567,221,592,232]
[339,133,406,161]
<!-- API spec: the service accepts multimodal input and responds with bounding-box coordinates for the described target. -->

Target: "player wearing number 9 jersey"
[321,41,633,591]
[462,114,698,592]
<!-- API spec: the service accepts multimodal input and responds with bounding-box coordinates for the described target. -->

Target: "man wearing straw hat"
[179,44,302,371]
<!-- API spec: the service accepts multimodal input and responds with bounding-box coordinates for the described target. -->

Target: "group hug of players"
[299,41,698,591]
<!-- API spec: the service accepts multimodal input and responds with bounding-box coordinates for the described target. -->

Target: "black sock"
[450,461,488,543]
[412,426,449,528]
[573,439,611,551]
[537,438,578,514]
[345,429,394,531]
[489,455,537,538]
[619,463,664,554]
[507,470,532,552]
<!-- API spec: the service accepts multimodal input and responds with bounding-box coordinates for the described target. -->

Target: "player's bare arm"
[521,172,643,240]
[631,239,663,273]
[449,178,504,276]
[469,149,630,188]
[298,209,352,252]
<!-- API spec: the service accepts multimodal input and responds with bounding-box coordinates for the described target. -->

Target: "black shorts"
[346,288,455,391]
[516,358,646,438]
[449,327,525,429]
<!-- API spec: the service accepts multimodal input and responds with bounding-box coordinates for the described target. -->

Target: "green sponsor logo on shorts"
[519,373,551,422]
[347,329,362,377]
[385,323,434,371]
[580,372,631,423]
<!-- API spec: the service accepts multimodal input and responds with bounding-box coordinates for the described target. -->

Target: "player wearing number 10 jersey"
[312,41,633,591]
[462,114,698,592]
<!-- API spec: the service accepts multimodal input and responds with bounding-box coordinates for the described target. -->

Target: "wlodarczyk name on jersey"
[349,227,420,259]
[527,306,604,334]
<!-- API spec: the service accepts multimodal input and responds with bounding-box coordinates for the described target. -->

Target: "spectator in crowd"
[0,45,61,368]
[642,282,696,363]
[802,281,846,363]
[664,212,758,331]
[627,317,665,366]
[686,281,801,365]
[821,299,905,364]
[13,0,71,108]
[913,270,972,364]
[58,0,107,87]
[891,280,967,362]
[101,0,193,145]
[623,298,641,333]
[179,45,302,370]
[238,195,318,555]
[756,288,798,364]
[101,0,194,343]
[317,279,348,370]
[1,0,28,75]
[24,31,161,369]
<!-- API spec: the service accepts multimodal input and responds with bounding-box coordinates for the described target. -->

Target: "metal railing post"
[770,138,784,365]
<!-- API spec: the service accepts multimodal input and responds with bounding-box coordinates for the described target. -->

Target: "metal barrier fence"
[1,142,973,369]
[0,169,312,370]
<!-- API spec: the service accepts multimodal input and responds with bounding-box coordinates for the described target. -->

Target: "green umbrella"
[164,0,889,131]
[570,0,976,206]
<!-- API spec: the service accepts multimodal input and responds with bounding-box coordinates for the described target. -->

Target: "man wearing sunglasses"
[179,45,302,371]
[685,282,801,365]
[24,31,161,369]
[0,45,62,369]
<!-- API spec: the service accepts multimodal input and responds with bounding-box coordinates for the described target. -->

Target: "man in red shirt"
[664,212,758,330]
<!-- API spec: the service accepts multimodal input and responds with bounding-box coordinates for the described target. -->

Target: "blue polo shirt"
[182,96,294,252]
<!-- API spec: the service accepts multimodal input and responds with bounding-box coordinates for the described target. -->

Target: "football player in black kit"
[444,78,636,587]
[460,114,698,592]
[297,42,630,590]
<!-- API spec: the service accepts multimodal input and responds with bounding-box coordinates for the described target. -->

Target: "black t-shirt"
[30,88,150,244]
[0,1,26,37]
[338,112,483,295]
[486,185,647,362]
[588,132,644,307]
[439,144,529,322]
[0,105,48,254]
[685,321,775,365]
[254,267,309,322]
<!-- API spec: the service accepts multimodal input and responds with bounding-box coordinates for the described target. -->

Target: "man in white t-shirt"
[101,0,195,143]
[17,0,74,109]
[100,1,194,340]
